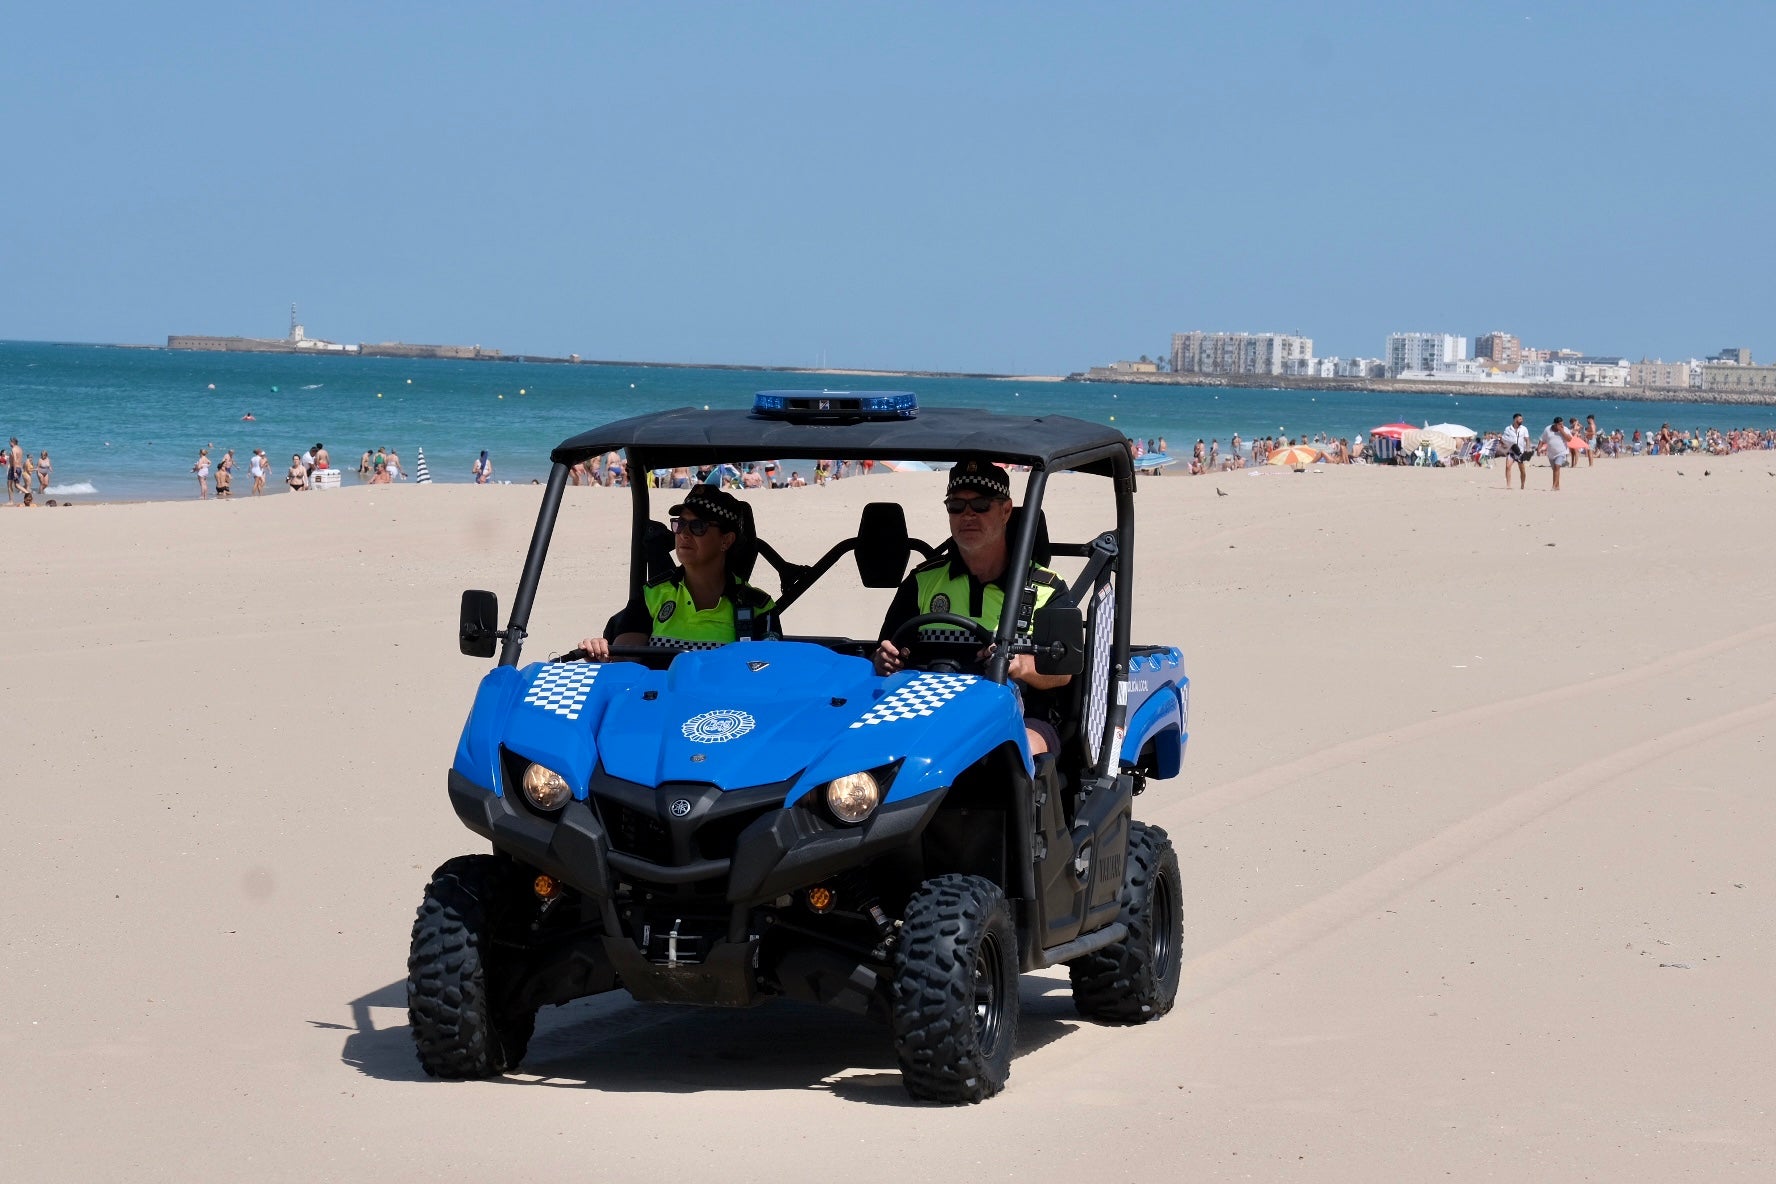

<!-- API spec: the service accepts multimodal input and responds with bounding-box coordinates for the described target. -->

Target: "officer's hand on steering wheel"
[574,637,612,661]
[873,639,905,676]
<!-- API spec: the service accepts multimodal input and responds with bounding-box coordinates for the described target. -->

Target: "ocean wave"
[299,383,324,390]
[45,482,97,495]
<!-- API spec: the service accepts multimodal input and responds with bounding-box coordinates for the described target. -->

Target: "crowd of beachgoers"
[1175,420,1776,474]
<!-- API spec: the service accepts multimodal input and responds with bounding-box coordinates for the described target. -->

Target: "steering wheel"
[887,613,995,674]
[552,644,662,663]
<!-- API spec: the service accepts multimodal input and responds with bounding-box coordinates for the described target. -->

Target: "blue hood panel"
[453,642,1027,803]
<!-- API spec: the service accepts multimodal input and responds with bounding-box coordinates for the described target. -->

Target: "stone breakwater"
[1067,371,1776,408]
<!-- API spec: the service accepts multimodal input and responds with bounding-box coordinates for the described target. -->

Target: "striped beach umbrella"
[1266,445,1325,467]
[414,448,432,483]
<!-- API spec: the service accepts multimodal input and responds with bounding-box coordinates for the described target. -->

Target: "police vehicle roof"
[551,405,1131,476]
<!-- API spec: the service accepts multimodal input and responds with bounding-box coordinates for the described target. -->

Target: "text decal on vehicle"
[681,709,757,743]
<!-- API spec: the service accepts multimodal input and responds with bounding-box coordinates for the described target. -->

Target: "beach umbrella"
[1400,429,1460,458]
[879,459,935,473]
[1425,422,1476,438]
[1266,445,1325,466]
[414,448,432,483]
[1370,422,1416,439]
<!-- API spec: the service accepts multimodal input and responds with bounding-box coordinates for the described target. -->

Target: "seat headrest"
[1006,505,1052,566]
[855,502,911,588]
[642,519,676,584]
[729,499,760,581]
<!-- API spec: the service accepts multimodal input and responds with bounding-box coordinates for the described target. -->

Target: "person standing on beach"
[359,449,372,478]
[1540,417,1571,492]
[249,449,266,495]
[473,450,492,484]
[1502,413,1531,490]
[35,450,51,495]
[385,449,401,480]
[314,443,330,471]
[215,450,234,498]
[6,438,22,505]
[192,448,211,498]
[287,454,308,491]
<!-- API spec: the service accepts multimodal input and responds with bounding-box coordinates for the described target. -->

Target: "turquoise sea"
[7,340,1776,501]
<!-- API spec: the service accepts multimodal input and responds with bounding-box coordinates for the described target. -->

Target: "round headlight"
[521,762,572,812]
[825,771,881,824]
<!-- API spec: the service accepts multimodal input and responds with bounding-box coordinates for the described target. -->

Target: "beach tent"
[414,448,432,483]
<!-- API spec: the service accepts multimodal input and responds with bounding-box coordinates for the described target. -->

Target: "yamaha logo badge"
[747,660,770,671]
[681,708,757,743]
[670,798,693,818]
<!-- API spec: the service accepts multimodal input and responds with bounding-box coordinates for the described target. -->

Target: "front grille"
[594,796,673,864]
[694,805,776,861]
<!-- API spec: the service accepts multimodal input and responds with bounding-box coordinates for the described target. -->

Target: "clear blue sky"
[4,2,1771,373]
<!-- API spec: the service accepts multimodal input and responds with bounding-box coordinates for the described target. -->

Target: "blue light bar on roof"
[751,390,919,422]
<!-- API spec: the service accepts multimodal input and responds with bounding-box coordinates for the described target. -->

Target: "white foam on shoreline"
[45,482,97,496]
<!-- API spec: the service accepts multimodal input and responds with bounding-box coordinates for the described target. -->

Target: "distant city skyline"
[3,3,1773,373]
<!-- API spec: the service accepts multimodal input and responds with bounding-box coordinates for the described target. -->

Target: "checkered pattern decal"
[850,673,978,728]
[648,638,723,651]
[522,664,601,721]
[915,626,985,645]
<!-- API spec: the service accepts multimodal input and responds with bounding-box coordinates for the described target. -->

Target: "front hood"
[453,642,1028,806]
[598,644,879,787]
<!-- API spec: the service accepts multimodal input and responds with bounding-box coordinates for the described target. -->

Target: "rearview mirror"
[1031,604,1084,676]
[459,589,500,658]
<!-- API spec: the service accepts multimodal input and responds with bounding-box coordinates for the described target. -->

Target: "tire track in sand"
[1154,620,1776,829]
[1015,693,1776,1088]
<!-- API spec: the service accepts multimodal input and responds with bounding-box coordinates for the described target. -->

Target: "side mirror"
[459,589,500,658]
[1031,604,1085,676]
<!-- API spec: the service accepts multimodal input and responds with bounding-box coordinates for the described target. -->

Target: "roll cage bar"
[497,406,1139,779]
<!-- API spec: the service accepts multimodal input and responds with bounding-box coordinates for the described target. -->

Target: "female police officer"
[576,485,777,657]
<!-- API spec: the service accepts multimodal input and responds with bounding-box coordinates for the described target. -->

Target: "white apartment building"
[1386,332,1468,376]
[1172,331,1313,376]
[1629,359,1699,388]
[1563,357,1630,386]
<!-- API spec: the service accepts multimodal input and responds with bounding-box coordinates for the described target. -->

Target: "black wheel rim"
[1151,870,1177,977]
[973,932,1005,1054]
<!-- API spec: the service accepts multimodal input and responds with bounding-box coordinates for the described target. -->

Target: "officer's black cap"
[669,484,744,532]
[945,456,1011,500]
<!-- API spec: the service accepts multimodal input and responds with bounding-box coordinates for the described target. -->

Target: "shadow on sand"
[338,976,1086,1105]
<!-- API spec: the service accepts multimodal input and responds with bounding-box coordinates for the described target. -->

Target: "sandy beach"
[3,456,1772,1181]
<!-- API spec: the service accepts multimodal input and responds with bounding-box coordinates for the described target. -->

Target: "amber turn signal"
[533,874,561,900]
[805,885,836,913]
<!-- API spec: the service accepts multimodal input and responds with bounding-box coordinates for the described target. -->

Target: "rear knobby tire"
[890,873,1020,1104]
[1068,821,1183,1023]
[408,854,536,1078]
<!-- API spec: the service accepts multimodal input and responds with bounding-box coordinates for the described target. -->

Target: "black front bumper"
[448,768,936,906]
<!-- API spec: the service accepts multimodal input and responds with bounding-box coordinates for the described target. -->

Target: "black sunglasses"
[944,496,1001,515]
[671,516,719,537]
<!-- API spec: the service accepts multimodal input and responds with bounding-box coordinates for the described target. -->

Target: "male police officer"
[578,485,776,656]
[873,458,1073,755]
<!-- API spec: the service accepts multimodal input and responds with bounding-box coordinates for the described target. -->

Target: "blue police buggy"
[412,392,1190,1103]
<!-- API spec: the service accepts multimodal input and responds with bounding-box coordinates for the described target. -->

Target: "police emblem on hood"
[681,709,756,743]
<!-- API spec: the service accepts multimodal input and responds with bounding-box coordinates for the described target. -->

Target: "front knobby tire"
[1068,821,1183,1023]
[407,854,536,1079]
[890,874,1020,1104]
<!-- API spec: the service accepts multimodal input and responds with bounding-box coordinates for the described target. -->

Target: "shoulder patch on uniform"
[929,592,951,614]
[910,555,951,576]
[645,568,684,590]
[656,600,676,623]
